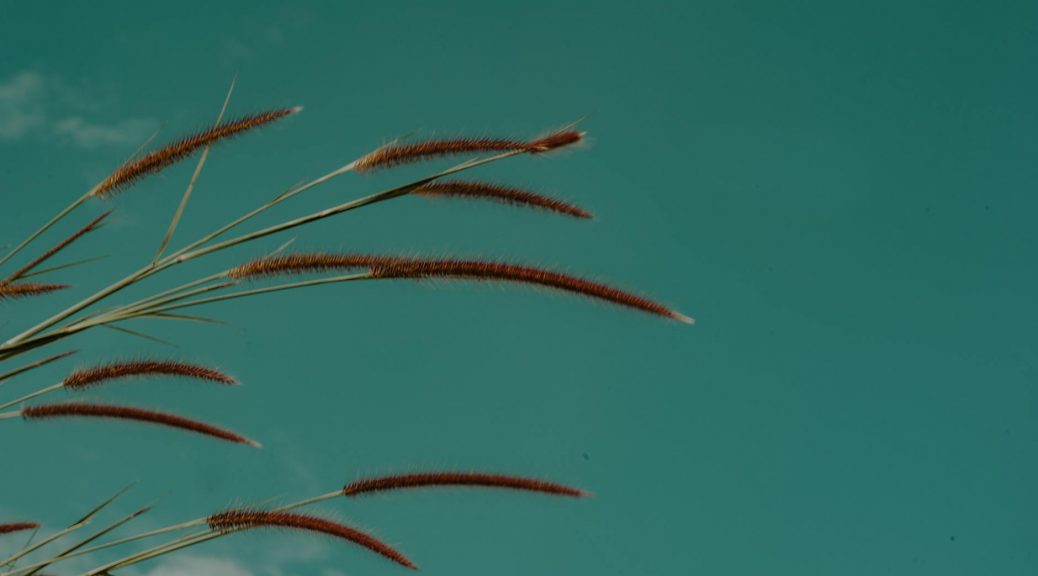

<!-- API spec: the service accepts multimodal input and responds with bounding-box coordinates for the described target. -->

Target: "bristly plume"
[353,128,585,172]
[208,510,416,569]
[21,403,259,447]
[227,253,693,323]
[3,211,111,284]
[0,282,69,300]
[63,359,237,390]
[414,180,592,218]
[343,472,587,498]
[227,253,392,280]
[92,108,300,198]
[526,129,585,153]
[0,522,39,536]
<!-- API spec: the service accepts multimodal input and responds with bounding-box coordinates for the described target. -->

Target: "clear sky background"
[1,1,1036,575]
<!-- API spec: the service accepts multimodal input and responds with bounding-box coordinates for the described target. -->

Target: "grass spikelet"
[3,210,111,283]
[353,128,585,173]
[208,510,416,569]
[228,253,692,323]
[0,522,39,536]
[0,282,69,300]
[21,403,259,447]
[526,129,585,153]
[92,108,300,198]
[227,253,392,280]
[354,136,527,172]
[414,180,592,218]
[63,359,237,390]
[343,472,587,498]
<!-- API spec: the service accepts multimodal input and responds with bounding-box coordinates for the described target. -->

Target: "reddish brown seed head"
[21,403,259,447]
[208,510,416,569]
[353,126,586,172]
[0,522,39,536]
[227,253,692,323]
[63,359,237,390]
[92,108,299,198]
[369,258,692,323]
[343,472,587,498]
[227,253,396,281]
[414,180,593,218]
[526,129,585,153]
[0,282,69,300]
[354,136,528,172]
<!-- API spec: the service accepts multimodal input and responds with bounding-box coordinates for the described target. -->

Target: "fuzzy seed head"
[208,510,416,569]
[0,282,69,300]
[22,403,258,447]
[93,108,298,198]
[414,180,592,218]
[343,471,587,497]
[63,359,237,390]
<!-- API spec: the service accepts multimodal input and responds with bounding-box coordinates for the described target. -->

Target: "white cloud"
[53,116,155,148]
[0,71,46,140]
[0,70,156,148]
[141,554,254,576]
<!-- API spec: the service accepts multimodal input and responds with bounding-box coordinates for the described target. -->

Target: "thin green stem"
[82,490,343,574]
[0,150,515,355]
[0,522,88,568]
[0,382,62,412]
[138,273,369,316]
[153,78,236,264]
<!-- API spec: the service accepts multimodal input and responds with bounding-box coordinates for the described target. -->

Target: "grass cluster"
[0,82,687,574]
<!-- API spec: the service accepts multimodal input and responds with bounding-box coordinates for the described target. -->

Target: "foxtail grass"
[0,89,687,575]
[12,403,259,447]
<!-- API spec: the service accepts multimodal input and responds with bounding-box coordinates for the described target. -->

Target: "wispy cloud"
[53,116,157,148]
[0,71,46,140]
[141,554,253,576]
[0,70,156,148]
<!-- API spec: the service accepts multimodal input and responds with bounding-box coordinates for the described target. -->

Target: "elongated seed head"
[208,510,416,569]
[0,282,69,300]
[353,128,585,172]
[63,359,237,390]
[414,180,592,218]
[93,108,299,198]
[343,471,587,497]
[228,253,691,322]
[22,403,258,446]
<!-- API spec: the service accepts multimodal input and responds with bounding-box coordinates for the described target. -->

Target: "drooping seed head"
[227,253,692,323]
[208,510,416,569]
[92,107,300,198]
[63,359,237,390]
[343,471,587,498]
[22,403,259,447]
[414,180,592,218]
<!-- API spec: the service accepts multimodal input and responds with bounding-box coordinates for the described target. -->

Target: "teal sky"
[1,1,1036,575]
